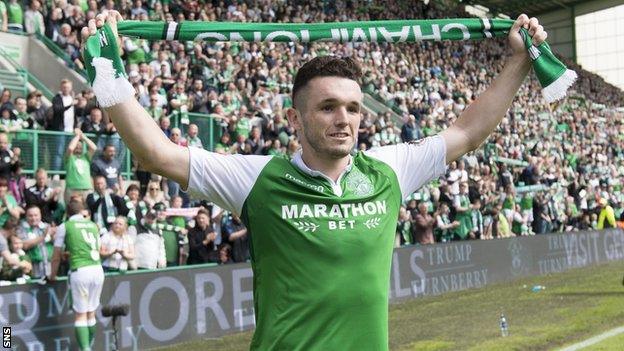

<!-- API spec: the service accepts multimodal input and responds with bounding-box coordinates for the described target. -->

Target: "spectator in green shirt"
[0,177,23,228]
[64,129,97,204]
[6,0,23,31]
[152,202,187,266]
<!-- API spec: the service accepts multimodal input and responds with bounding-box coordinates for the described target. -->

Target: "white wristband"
[91,57,136,108]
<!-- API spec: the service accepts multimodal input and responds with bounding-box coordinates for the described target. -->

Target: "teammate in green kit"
[49,199,104,351]
[82,11,547,350]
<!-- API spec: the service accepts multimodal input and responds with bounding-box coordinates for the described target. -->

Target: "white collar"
[69,214,84,220]
[291,149,353,197]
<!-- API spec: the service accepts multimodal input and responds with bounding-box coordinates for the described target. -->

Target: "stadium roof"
[464,0,587,17]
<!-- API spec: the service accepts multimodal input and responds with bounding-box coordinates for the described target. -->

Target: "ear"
[285,107,302,131]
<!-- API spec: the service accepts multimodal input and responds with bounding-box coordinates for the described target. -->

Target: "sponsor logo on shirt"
[281,201,387,219]
[284,173,324,193]
[281,201,386,231]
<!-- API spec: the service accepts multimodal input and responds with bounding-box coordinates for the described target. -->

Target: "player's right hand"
[80,10,123,53]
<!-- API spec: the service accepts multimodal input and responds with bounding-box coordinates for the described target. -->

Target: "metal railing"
[0,46,54,99]
[6,129,133,178]
[5,112,222,178]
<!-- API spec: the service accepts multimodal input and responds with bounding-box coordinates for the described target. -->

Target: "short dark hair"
[126,183,140,194]
[67,198,84,217]
[292,56,362,109]
[25,204,41,213]
[196,208,210,219]
[3,217,18,231]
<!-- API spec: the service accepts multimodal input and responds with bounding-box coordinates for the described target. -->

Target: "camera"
[101,303,130,351]
[101,304,129,318]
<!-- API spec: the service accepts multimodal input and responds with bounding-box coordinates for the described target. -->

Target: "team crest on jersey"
[345,168,373,196]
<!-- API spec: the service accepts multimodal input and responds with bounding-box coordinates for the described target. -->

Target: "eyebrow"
[317,98,361,110]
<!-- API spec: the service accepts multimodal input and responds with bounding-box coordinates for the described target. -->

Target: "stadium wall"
[0,31,87,94]
[533,0,624,62]
[3,229,624,350]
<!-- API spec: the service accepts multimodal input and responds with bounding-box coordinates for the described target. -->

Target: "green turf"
[582,331,624,350]
[153,261,624,351]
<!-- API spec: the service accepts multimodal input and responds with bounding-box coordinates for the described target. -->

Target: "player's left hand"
[509,14,548,58]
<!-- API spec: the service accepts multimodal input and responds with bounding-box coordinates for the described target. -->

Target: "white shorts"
[69,265,105,313]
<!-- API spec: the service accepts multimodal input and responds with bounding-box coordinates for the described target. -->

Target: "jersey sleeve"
[53,223,66,248]
[183,147,272,216]
[364,135,447,200]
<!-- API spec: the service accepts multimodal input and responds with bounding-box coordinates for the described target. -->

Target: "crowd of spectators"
[0,0,623,282]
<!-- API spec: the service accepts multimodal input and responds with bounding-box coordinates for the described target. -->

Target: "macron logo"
[284,173,324,193]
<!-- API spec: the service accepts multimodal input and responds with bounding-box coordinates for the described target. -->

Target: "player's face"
[292,77,362,160]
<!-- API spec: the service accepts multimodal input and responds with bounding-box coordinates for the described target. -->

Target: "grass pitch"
[585,332,624,350]
[154,260,624,351]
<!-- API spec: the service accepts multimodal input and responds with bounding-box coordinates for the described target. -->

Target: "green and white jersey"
[54,214,101,271]
[186,135,446,350]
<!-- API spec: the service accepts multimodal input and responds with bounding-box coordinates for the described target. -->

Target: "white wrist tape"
[91,57,136,108]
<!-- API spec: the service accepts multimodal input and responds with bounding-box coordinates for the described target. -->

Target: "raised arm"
[65,130,82,157]
[81,11,190,188]
[441,15,547,163]
[81,131,98,158]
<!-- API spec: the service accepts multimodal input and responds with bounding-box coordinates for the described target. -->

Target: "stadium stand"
[0,0,622,282]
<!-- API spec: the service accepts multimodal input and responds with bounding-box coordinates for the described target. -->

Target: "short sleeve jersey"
[65,154,93,190]
[7,2,22,26]
[54,216,101,270]
[186,135,446,350]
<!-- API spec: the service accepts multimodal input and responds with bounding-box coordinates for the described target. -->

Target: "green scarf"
[124,195,147,225]
[84,18,575,104]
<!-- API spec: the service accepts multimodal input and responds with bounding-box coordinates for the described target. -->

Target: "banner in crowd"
[2,229,623,350]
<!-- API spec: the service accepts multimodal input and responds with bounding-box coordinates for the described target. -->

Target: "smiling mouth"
[328,132,350,138]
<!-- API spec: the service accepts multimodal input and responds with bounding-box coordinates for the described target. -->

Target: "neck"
[301,148,350,182]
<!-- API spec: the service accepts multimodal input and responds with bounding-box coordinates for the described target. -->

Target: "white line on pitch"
[559,325,624,351]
